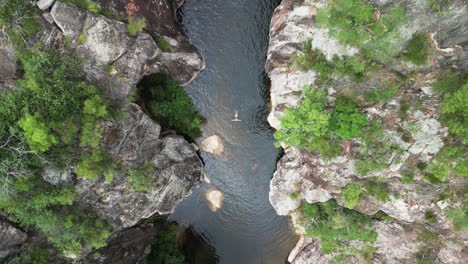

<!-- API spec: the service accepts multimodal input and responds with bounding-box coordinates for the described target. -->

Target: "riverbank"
[266,0,467,263]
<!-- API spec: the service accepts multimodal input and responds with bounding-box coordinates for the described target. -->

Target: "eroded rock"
[0,218,27,261]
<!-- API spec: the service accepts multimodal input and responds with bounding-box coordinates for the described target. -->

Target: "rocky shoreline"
[0,0,204,262]
[266,0,467,263]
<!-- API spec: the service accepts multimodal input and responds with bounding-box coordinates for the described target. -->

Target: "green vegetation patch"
[330,96,367,139]
[147,223,185,264]
[445,199,468,231]
[342,183,363,208]
[299,200,377,255]
[427,0,452,12]
[156,36,172,52]
[0,176,110,256]
[0,50,114,256]
[402,32,433,65]
[292,42,376,82]
[316,0,406,62]
[274,86,341,158]
[139,74,204,139]
[364,84,400,103]
[355,120,402,176]
[126,161,156,192]
[128,17,146,36]
[0,0,40,47]
[363,180,390,202]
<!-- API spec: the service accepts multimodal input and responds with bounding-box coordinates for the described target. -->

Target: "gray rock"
[37,0,55,10]
[43,167,74,185]
[0,218,27,261]
[76,104,202,229]
[50,2,87,39]
[0,31,16,89]
[50,2,204,94]
[42,12,55,24]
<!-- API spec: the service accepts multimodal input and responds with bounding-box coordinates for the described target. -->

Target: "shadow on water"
[170,0,299,263]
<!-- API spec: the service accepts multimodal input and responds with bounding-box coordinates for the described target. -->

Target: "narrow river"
[170,0,298,263]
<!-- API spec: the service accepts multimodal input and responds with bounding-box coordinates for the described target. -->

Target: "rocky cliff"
[0,0,203,262]
[266,0,467,263]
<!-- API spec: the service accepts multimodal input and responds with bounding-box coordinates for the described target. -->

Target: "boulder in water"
[205,189,224,212]
[201,135,224,155]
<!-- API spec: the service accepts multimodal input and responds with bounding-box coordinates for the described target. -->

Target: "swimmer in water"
[232,110,242,122]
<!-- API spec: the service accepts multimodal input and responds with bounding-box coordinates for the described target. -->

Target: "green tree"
[18,114,57,153]
[139,74,204,139]
[330,96,367,139]
[275,86,330,149]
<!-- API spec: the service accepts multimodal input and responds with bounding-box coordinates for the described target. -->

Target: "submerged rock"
[205,189,224,212]
[201,135,224,155]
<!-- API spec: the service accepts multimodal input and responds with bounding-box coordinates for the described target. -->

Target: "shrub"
[445,199,468,231]
[427,0,452,12]
[146,223,185,264]
[402,32,433,65]
[401,170,415,183]
[316,0,406,62]
[156,36,172,52]
[18,114,57,153]
[126,161,156,192]
[424,210,437,222]
[432,71,463,94]
[127,17,146,36]
[275,86,330,148]
[76,149,115,181]
[364,84,400,103]
[301,200,377,255]
[139,74,204,139]
[292,42,375,82]
[77,34,87,45]
[428,145,467,181]
[60,0,100,13]
[8,244,51,264]
[364,180,389,202]
[356,120,402,176]
[440,81,468,141]
[0,0,40,46]
[0,177,111,255]
[330,96,367,139]
[342,183,362,208]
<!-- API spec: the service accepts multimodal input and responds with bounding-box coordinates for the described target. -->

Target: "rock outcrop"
[0,217,27,261]
[0,30,16,91]
[77,104,202,228]
[29,1,204,231]
[45,1,204,100]
[266,0,468,263]
[1,0,204,261]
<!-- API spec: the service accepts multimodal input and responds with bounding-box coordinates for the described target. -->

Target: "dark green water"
[171,0,298,263]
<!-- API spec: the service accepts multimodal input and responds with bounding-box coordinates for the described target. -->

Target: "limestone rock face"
[76,104,202,229]
[266,0,468,263]
[0,218,27,261]
[0,31,16,90]
[37,0,55,10]
[49,2,204,100]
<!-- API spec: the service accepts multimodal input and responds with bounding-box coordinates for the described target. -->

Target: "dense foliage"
[0,0,40,46]
[0,50,114,256]
[140,74,204,139]
[316,0,406,62]
[128,17,146,36]
[330,96,367,139]
[126,161,156,192]
[292,42,376,83]
[0,176,110,255]
[402,32,432,65]
[147,224,185,264]
[341,183,362,208]
[300,200,377,257]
